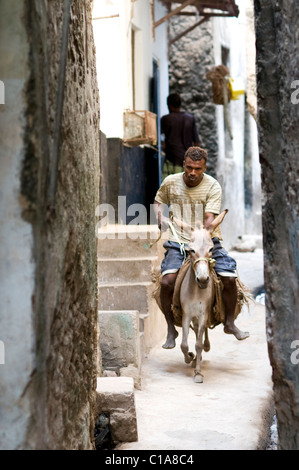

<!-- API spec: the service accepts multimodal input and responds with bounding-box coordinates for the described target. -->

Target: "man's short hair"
[167,93,181,108]
[184,146,208,163]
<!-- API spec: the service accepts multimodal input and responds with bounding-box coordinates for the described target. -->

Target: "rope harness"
[192,257,216,268]
[149,220,217,269]
[167,220,187,260]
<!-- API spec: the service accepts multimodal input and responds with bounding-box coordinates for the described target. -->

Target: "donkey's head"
[173,210,228,289]
[188,225,214,288]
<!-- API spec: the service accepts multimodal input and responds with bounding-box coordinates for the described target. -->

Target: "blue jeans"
[161,238,237,277]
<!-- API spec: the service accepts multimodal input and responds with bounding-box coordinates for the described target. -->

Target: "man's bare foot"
[224,324,249,341]
[162,329,179,349]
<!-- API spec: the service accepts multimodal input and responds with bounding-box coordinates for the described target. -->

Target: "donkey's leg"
[191,320,199,368]
[180,316,194,364]
[194,325,205,383]
[203,328,210,352]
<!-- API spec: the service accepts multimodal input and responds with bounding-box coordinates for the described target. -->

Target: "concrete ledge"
[98,310,141,371]
[98,257,157,283]
[96,377,138,443]
[98,282,153,314]
[97,225,161,258]
[97,225,167,262]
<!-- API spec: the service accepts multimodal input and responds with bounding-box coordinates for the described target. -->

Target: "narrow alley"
[2,0,299,451]
[114,249,273,450]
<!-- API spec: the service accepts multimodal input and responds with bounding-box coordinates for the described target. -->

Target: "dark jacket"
[161,111,201,166]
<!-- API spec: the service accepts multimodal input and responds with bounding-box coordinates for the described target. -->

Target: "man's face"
[183,157,206,187]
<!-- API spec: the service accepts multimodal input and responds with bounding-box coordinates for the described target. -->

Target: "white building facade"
[92,0,169,139]
[92,0,261,247]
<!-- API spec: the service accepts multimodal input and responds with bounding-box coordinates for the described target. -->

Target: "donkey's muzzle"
[196,276,210,289]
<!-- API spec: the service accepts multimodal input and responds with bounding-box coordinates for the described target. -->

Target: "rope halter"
[192,257,216,269]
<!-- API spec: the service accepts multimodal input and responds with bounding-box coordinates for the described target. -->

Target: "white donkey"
[177,210,228,383]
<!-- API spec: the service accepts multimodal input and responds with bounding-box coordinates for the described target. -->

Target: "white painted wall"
[92,0,128,138]
[244,0,262,236]
[212,0,261,245]
[131,0,152,111]
[152,0,169,117]
[212,8,245,242]
[0,0,35,449]
[92,0,169,138]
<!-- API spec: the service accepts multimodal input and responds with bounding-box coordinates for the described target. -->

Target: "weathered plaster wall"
[0,0,100,449]
[0,0,35,450]
[244,0,262,236]
[168,11,244,247]
[212,11,246,244]
[92,0,169,138]
[254,0,299,449]
[168,4,261,247]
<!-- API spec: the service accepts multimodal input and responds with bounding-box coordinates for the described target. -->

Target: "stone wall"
[0,0,100,449]
[168,17,218,177]
[254,0,299,449]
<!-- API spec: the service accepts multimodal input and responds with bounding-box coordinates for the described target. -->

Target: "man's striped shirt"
[155,172,223,244]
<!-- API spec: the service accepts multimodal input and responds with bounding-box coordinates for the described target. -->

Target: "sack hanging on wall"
[206,65,232,105]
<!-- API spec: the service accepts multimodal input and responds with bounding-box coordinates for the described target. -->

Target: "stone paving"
[116,248,274,450]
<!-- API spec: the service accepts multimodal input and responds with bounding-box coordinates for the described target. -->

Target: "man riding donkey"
[154,146,250,349]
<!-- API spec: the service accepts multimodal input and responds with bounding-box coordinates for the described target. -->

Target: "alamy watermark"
[0,340,5,365]
[290,340,299,365]
[95,196,203,239]
[0,80,5,105]
[291,80,299,104]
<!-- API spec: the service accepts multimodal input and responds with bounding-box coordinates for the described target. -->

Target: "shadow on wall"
[99,135,160,224]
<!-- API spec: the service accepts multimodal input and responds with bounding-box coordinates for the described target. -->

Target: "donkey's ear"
[207,209,228,233]
[172,216,194,233]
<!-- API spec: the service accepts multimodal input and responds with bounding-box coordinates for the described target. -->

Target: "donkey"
[177,210,228,383]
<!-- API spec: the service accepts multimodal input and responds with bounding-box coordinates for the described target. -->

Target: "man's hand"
[158,213,170,232]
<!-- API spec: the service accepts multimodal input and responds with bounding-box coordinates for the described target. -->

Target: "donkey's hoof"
[194,373,203,383]
[185,352,195,364]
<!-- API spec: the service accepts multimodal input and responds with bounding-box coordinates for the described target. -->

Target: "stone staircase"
[96,224,167,446]
[97,224,167,385]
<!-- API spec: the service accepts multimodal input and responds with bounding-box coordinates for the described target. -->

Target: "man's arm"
[204,180,222,225]
[154,200,170,232]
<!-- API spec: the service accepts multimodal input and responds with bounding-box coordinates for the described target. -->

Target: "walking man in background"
[161,93,201,179]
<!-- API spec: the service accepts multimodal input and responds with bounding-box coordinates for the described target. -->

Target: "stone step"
[98,282,154,315]
[97,224,167,367]
[95,376,138,444]
[97,256,159,284]
[97,224,166,259]
[98,276,166,353]
[98,282,166,355]
[98,309,141,371]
